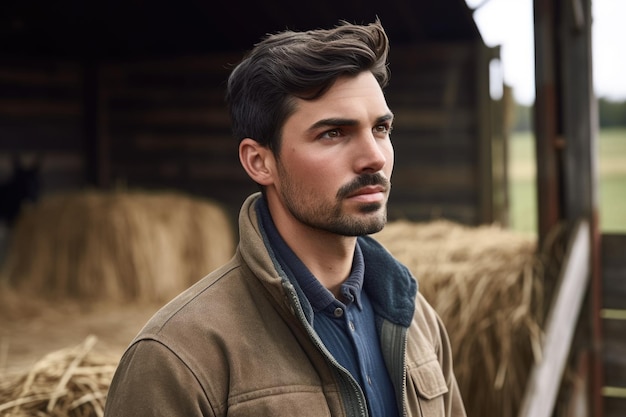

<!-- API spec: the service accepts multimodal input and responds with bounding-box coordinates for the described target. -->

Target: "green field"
[509,127,626,234]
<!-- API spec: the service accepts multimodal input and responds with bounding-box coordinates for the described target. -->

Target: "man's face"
[271,71,394,236]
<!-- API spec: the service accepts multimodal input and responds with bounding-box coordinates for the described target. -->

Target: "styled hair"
[225,20,390,153]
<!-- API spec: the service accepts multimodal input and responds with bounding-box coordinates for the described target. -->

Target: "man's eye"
[321,129,341,139]
[374,125,392,135]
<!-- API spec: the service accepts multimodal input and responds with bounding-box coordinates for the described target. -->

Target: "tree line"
[511,98,626,132]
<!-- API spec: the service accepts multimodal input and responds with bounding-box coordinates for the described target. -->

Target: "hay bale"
[1,190,235,303]
[374,219,543,417]
[0,335,117,417]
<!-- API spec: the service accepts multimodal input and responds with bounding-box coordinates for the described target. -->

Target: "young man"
[104,21,466,417]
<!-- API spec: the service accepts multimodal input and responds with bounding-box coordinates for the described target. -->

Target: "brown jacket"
[104,194,466,417]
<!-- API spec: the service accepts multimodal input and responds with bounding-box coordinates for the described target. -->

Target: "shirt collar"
[255,196,364,312]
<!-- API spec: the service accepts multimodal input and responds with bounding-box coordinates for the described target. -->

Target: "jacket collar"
[238,193,417,328]
[255,196,365,313]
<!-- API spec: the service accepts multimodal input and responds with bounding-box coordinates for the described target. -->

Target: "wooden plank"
[132,134,235,152]
[602,234,626,265]
[602,234,626,310]
[0,82,81,100]
[0,99,81,117]
[533,0,562,245]
[392,166,476,189]
[475,41,494,223]
[603,274,626,310]
[518,220,591,417]
[393,132,475,150]
[0,59,84,171]
[602,318,626,387]
[392,108,475,130]
[112,161,247,182]
[603,314,626,416]
[108,108,229,127]
[390,42,473,66]
[104,88,225,104]
[0,63,81,85]
[391,186,476,202]
[109,146,236,167]
[604,397,626,417]
[102,54,241,75]
[0,122,82,150]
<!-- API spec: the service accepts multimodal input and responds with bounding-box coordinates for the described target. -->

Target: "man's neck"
[266,198,356,297]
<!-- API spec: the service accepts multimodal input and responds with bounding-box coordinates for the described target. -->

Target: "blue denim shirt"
[256,197,399,417]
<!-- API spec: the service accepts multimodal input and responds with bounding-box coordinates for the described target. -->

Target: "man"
[104,20,466,417]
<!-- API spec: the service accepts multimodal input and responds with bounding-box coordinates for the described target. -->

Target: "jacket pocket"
[227,386,333,417]
[406,359,449,417]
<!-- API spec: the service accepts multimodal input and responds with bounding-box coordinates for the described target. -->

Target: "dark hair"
[225,20,390,153]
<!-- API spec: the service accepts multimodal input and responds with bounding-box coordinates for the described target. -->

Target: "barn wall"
[386,41,505,225]
[0,59,87,193]
[98,55,256,217]
[0,42,505,227]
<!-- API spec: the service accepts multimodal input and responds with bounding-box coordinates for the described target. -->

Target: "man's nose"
[353,132,389,173]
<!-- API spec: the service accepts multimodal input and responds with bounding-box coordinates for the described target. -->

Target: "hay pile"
[1,190,235,303]
[0,336,117,417]
[374,219,543,417]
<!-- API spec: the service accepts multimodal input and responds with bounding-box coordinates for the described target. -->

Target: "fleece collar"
[358,235,418,328]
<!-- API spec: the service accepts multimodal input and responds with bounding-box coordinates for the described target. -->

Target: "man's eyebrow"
[377,112,394,124]
[307,118,358,132]
[307,112,394,132]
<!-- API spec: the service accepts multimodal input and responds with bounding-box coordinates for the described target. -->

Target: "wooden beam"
[533,0,562,245]
[518,220,591,417]
[557,0,603,413]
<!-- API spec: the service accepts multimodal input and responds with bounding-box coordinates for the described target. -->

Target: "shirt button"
[349,321,355,331]
[367,375,373,385]
[334,307,344,317]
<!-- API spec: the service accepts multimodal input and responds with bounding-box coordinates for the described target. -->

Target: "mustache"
[336,173,390,200]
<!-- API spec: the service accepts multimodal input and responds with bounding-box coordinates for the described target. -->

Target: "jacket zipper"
[283,281,369,417]
[379,319,408,417]
[401,334,408,417]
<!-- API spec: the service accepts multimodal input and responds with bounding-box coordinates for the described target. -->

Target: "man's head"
[226,20,390,154]
[230,21,394,238]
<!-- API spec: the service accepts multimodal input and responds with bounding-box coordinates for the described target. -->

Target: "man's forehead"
[293,77,389,118]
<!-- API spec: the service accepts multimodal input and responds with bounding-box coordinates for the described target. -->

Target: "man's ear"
[239,138,275,186]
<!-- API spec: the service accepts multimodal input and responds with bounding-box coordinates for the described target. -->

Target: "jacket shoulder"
[408,292,448,362]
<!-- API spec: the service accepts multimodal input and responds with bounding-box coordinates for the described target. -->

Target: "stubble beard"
[279,172,390,237]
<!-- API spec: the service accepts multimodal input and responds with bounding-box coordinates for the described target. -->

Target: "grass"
[508,127,626,234]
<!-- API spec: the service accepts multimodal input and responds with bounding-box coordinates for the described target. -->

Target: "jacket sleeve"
[435,312,467,417]
[104,340,216,417]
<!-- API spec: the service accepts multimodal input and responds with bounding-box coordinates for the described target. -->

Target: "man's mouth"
[345,185,387,203]
[337,173,390,201]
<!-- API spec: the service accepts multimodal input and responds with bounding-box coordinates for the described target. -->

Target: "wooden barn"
[0,0,507,227]
[0,0,624,416]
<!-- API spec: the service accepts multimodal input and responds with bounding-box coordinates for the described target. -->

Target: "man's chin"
[353,211,388,236]
[357,201,384,214]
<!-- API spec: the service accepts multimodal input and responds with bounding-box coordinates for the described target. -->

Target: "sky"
[464,0,626,105]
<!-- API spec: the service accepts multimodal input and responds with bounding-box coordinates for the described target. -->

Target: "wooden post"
[558,0,603,414]
[532,0,603,414]
[533,0,563,247]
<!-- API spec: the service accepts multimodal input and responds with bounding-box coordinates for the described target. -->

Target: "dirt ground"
[0,299,161,374]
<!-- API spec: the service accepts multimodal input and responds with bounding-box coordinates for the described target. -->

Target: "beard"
[277,169,391,236]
